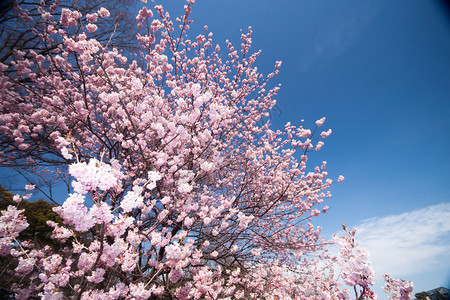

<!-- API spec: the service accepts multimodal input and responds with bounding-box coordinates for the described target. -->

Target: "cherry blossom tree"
[0,0,413,298]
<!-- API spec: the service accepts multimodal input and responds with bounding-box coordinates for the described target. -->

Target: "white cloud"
[355,203,450,279]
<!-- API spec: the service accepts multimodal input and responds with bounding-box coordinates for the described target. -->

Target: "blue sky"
[179,0,450,296]
[1,0,449,297]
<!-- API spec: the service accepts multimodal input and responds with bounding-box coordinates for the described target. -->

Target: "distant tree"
[415,291,429,299]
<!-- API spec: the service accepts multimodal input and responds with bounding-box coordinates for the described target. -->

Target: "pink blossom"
[177,284,191,300]
[120,188,144,213]
[42,254,63,273]
[12,194,21,203]
[166,243,190,266]
[315,141,324,151]
[68,158,122,193]
[237,212,254,228]
[150,231,162,246]
[86,13,98,23]
[60,8,81,28]
[321,129,332,138]
[25,184,35,191]
[0,238,12,256]
[146,181,157,190]
[54,55,64,67]
[178,181,193,193]
[86,268,105,283]
[90,202,114,224]
[126,228,143,247]
[310,209,320,217]
[298,128,311,138]
[383,274,414,300]
[98,7,110,18]
[121,248,139,272]
[151,19,162,32]
[129,282,153,300]
[86,24,98,33]
[153,286,165,296]
[315,117,326,127]
[200,161,214,172]
[158,209,169,222]
[169,268,183,283]
[160,196,171,205]
[107,282,129,298]
[15,257,35,275]
[56,193,95,232]
[61,146,73,159]
[136,7,153,22]
[0,205,28,238]
[151,122,165,137]
[251,248,261,256]
[100,239,123,267]
[47,221,73,241]
[203,216,211,225]
[184,217,193,227]
[147,170,162,187]
[46,25,58,35]
[60,8,70,28]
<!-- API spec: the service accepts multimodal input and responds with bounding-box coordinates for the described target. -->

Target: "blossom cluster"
[334,225,377,298]
[0,206,29,255]
[68,158,123,194]
[383,274,414,300]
